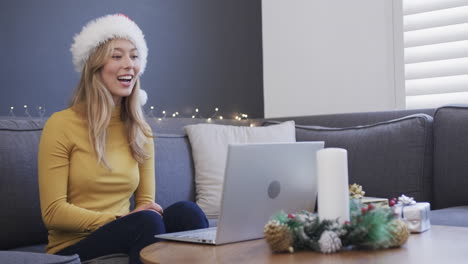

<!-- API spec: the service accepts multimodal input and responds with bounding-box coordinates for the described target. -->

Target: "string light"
[37,106,46,121]
[210,107,220,120]
[24,105,32,118]
[5,105,46,120]
[191,108,200,119]
[9,106,15,117]
[147,106,156,118]
[5,104,250,121]
[140,106,251,121]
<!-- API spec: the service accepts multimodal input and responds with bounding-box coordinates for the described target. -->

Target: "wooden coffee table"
[140,225,468,264]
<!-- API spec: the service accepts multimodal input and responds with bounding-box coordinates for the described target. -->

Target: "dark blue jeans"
[56,201,208,264]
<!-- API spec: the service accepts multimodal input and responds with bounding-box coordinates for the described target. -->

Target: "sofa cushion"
[431,206,468,227]
[0,251,80,264]
[0,119,48,249]
[265,114,433,202]
[10,244,46,253]
[153,134,196,209]
[433,106,468,209]
[184,121,296,217]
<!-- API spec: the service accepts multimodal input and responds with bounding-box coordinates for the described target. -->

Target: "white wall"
[262,0,405,118]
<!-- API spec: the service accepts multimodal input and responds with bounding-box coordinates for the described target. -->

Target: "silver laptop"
[155,141,324,245]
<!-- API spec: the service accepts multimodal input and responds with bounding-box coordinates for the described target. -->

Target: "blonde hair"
[70,39,153,169]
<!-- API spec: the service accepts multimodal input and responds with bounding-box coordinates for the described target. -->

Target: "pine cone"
[318,230,342,254]
[388,219,410,248]
[264,220,294,253]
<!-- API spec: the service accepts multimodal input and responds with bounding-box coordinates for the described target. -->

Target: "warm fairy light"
[250,124,255,127]
[24,105,27,108]
[10,106,14,110]
[142,106,249,120]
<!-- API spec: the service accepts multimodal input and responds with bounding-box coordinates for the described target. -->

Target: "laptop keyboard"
[173,227,217,241]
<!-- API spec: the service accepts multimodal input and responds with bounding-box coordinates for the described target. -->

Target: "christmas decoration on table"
[361,197,389,207]
[393,194,431,233]
[264,199,409,254]
[349,183,388,207]
[263,219,294,253]
[349,183,365,199]
[397,194,416,205]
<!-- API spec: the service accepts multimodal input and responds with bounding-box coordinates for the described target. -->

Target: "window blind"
[403,0,468,109]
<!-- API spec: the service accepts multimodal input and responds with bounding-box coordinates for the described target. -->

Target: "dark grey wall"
[1,0,264,118]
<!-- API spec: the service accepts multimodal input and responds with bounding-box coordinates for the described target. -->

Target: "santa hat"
[71,14,148,105]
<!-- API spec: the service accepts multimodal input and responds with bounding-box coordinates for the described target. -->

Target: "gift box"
[361,197,388,208]
[394,202,431,233]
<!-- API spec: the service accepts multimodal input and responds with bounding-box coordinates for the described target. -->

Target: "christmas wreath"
[264,199,409,254]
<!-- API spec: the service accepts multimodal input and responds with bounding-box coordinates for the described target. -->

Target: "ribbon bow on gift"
[397,194,416,220]
[397,194,416,205]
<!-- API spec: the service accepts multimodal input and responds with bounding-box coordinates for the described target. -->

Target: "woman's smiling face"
[100,39,141,105]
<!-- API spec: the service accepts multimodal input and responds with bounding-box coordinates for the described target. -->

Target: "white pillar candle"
[317,148,350,223]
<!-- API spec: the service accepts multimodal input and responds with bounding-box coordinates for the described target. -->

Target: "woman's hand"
[119,202,164,218]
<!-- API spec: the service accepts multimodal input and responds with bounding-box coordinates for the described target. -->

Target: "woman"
[38,14,208,263]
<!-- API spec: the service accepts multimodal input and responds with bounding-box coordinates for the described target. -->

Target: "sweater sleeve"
[134,132,156,208]
[38,113,116,233]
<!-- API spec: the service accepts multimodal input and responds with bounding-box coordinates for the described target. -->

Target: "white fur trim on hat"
[138,89,148,106]
[71,14,148,75]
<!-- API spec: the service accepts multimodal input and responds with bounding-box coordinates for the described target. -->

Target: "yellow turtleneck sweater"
[38,106,155,254]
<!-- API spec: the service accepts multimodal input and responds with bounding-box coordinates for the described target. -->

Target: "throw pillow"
[184,121,296,217]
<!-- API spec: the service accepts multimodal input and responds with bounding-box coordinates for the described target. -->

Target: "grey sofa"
[1,105,468,263]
